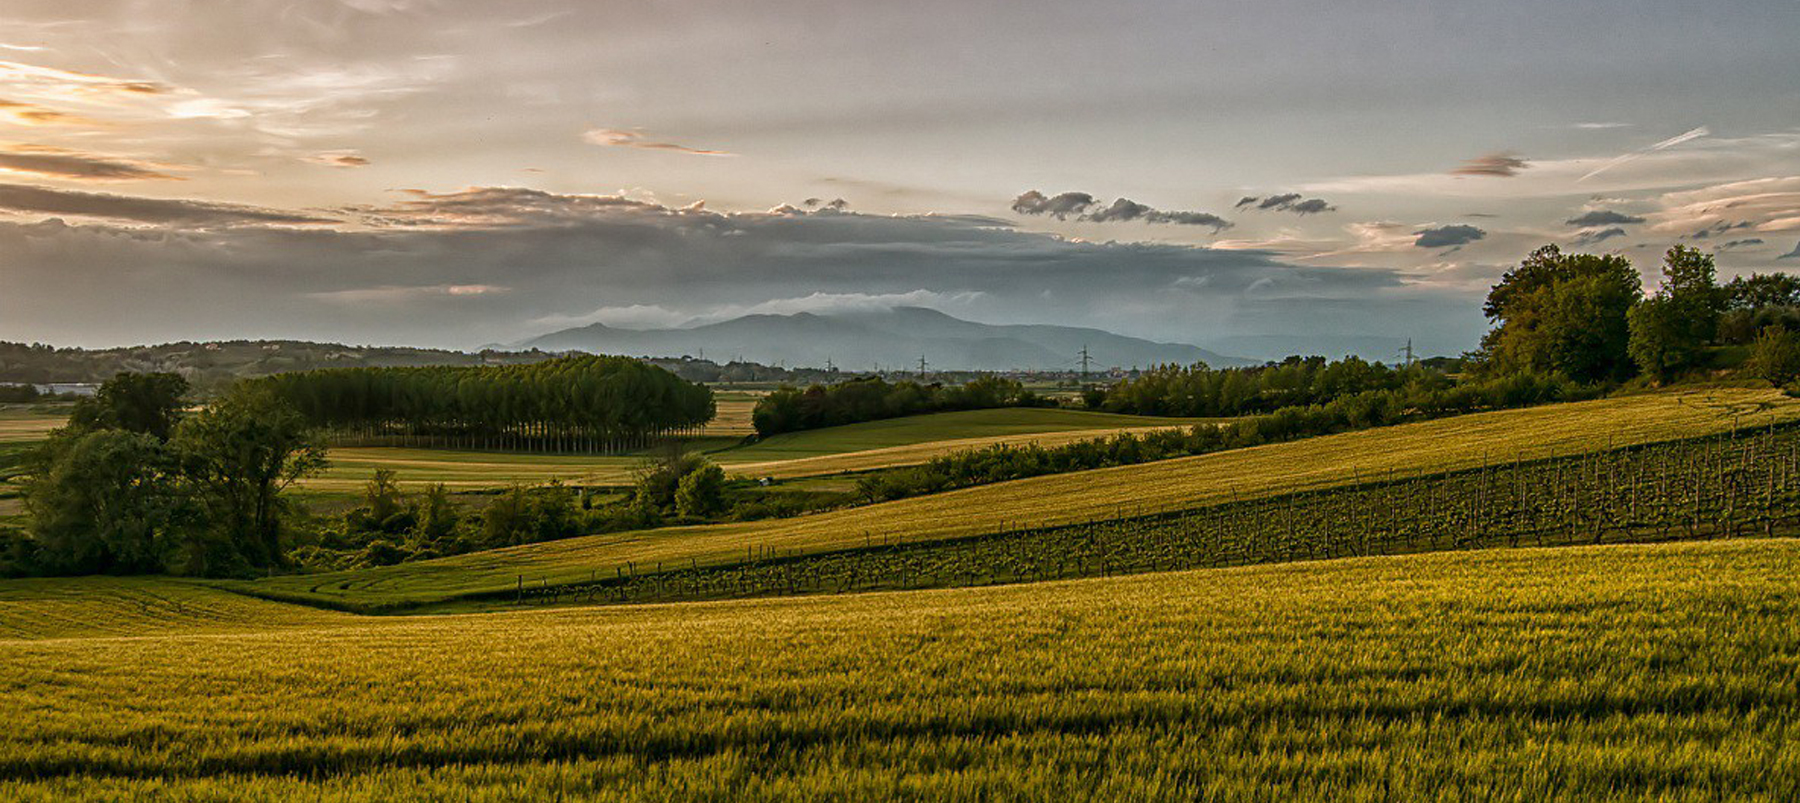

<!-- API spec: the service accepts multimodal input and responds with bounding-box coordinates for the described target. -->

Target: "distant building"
[33,383,99,397]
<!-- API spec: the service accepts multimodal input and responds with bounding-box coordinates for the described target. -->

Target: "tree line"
[252,355,715,452]
[859,371,1593,502]
[1480,244,1799,386]
[753,376,1050,437]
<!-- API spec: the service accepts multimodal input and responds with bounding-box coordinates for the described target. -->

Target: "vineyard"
[523,423,1800,605]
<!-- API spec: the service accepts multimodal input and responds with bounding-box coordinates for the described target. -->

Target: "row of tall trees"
[14,374,325,576]
[1093,356,1438,418]
[752,376,1048,437]
[254,355,715,452]
[1480,244,1800,386]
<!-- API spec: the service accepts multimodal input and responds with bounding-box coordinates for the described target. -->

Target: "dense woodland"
[752,376,1050,436]
[253,355,715,452]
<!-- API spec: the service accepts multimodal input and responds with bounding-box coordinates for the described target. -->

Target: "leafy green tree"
[24,429,185,574]
[674,463,726,518]
[1724,273,1800,310]
[174,387,327,572]
[412,483,459,545]
[69,372,189,440]
[1627,297,1690,383]
[1629,247,1725,381]
[1748,326,1800,388]
[1479,245,1641,382]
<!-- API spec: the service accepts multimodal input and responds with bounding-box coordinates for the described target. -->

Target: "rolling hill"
[246,387,1800,610]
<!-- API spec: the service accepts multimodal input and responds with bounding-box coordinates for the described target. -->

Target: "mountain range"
[520,307,1253,371]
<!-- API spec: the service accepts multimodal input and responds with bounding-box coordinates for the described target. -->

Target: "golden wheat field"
[3,539,1798,801]
[256,387,1800,609]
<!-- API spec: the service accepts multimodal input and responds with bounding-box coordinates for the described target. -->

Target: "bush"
[1748,326,1800,388]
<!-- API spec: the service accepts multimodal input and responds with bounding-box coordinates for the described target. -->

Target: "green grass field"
[4,539,1798,800]
[299,407,1201,491]
[252,387,1800,609]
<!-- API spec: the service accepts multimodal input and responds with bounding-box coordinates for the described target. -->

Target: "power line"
[1079,345,1092,385]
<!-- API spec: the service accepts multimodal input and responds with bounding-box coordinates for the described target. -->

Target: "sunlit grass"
[4,539,1798,800]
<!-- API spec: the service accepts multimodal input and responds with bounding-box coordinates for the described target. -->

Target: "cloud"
[582,127,732,156]
[1574,122,1632,130]
[1572,226,1628,246]
[0,60,168,98]
[1648,176,1800,239]
[1579,126,1708,182]
[1565,209,1645,227]
[305,151,370,168]
[1715,238,1764,251]
[0,188,1461,353]
[0,99,93,126]
[0,145,180,181]
[1235,193,1335,215]
[1451,153,1529,177]
[1013,190,1231,231]
[1781,242,1800,260]
[1686,220,1754,240]
[1414,224,1486,249]
[0,183,332,226]
[1011,190,1095,219]
[310,284,508,303]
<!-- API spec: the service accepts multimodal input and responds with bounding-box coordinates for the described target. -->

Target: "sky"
[0,0,1797,360]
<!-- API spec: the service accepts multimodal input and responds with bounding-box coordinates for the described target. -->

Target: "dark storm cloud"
[0,182,333,226]
[1010,190,1096,219]
[1451,153,1530,177]
[1257,193,1303,210]
[1237,193,1335,215]
[1716,238,1764,250]
[1565,210,1645,227]
[1780,241,1800,260]
[1572,226,1627,246]
[1013,190,1231,230]
[0,146,180,181]
[1686,220,1754,240]
[0,186,1441,350]
[1414,224,1486,248]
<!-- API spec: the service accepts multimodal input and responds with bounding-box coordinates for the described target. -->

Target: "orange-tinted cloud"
[582,127,732,156]
[0,145,180,181]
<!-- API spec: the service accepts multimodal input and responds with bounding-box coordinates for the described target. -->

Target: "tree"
[1748,326,1800,388]
[674,463,726,518]
[1479,245,1641,382]
[174,387,327,572]
[1629,247,1724,381]
[1724,273,1800,311]
[23,429,185,574]
[69,372,189,440]
[1627,297,1690,383]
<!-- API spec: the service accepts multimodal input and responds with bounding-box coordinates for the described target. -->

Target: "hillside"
[248,387,1800,609]
[6,540,1798,799]
[523,306,1255,370]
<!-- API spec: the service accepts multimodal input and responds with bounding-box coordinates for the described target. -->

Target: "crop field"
[4,539,1799,800]
[566,425,1799,605]
[299,407,1198,492]
[252,387,1800,609]
[0,411,61,444]
[0,577,353,640]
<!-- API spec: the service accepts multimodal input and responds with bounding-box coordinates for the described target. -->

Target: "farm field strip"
[250,388,1800,609]
[0,412,62,444]
[549,426,1800,607]
[5,540,1800,799]
[301,408,1203,490]
[0,577,354,641]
